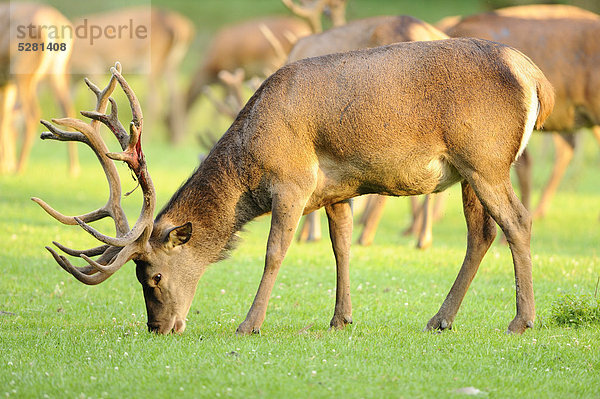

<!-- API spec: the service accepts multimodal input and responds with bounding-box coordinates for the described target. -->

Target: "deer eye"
[152,273,162,285]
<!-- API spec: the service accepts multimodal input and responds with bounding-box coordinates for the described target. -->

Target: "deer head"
[33,63,198,334]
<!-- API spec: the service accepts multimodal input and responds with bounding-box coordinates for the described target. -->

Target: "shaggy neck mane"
[154,132,262,262]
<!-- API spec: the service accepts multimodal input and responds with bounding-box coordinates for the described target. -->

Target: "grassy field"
[1,127,599,398]
[2,0,600,398]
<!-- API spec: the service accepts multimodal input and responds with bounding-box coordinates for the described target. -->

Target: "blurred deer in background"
[0,3,78,175]
[287,15,449,246]
[36,37,553,336]
[446,4,600,219]
[70,6,194,144]
[184,17,311,117]
[188,1,347,149]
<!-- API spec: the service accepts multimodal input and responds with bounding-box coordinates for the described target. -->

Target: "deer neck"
[154,140,263,262]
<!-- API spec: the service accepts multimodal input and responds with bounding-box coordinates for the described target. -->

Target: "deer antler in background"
[282,0,328,32]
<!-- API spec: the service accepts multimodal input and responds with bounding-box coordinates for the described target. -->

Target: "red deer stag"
[287,15,448,246]
[446,4,600,219]
[36,38,554,335]
[0,3,78,175]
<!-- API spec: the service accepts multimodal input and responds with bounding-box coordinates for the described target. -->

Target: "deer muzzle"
[147,318,186,334]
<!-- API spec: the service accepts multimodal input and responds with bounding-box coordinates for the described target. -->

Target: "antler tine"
[110,66,143,131]
[47,235,135,285]
[38,62,156,286]
[74,215,147,247]
[71,66,155,249]
[218,69,245,111]
[202,86,238,119]
[281,0,327,32]
[53,241,110,257]
[31,197,110,226]
[81,98,129,150]
[39,116,128,236]
[46,246,111,285]
[39,119,88,144]
[85,61,122,115]
[80,243,138,275]
[259,24,288,69]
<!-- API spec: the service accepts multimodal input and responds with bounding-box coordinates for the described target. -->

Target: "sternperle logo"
[15,18,148,45]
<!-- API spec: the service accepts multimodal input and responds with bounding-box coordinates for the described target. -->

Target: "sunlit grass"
[2,1,600,397]
[1,124,599,398]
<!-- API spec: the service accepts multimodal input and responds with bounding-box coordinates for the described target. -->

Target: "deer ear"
[164,222,192,249]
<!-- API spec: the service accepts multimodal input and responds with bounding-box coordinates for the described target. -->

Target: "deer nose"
[147,321,167,334]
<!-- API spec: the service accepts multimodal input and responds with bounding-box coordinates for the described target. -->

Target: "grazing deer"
[35,37,554,335]
[287,15,448,246]
[0,3,78,175]
[70,6,195,143]
[185,17,311,114]
[446,4,600,219]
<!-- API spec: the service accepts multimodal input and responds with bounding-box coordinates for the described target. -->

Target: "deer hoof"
[416,237,432,250]
[236,321,261,336]
[424,315,452,332]
[329,315,353,330]
[507,316,534,334]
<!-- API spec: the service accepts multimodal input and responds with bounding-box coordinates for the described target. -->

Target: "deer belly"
[306,156,461,212]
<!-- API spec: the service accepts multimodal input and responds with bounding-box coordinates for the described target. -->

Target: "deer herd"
[3,0,597,335]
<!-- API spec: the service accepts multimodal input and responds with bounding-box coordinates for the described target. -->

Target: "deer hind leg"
[16,76,41,174]
[403,196,424,236]
[416,194,435,250]
[357,195,387,246]
[594,126,600,221]
[164,67,186,144]
[426,180,496,331]
[297,211,322,242]
[237,184,311,335]
[0,84,18,174]
[533,132,575,219]
[432,191,447,222]
[470,173,534,333]
[358,194,376,224]
[325,199,353,329]
[514,149,532,211]
[593,125,600,146]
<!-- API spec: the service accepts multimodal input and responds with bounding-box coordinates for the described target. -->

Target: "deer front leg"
[325,200,353,329]
[236,187,309,335]
[470,175,535,333]
[426,181,497,331]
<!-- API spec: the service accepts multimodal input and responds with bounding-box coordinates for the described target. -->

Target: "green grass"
[2,1,600,397]
[1,131,599,398]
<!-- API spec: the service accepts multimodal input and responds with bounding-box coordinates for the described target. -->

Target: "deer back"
[447,8,600,131]
[216,38,553,202]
